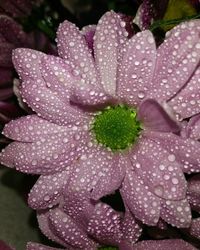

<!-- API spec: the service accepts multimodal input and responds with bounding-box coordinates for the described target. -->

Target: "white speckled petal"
[120,167,161,226]
[37,210,69,248]
[49,208,97,249]
[28,170,70,209]
[134,239,196,250]
[12,48,86,125]
[87,203,122,246]
[57,19,98,86]
[2,115,71,142]
[130,137,187,200]
[145,131,200,174]
[150,20,200,102]
[168,67,200,119]
[161,199,191,228]
[0,132,83,174]
[186,114,200,140]
[188,218,200,240]
[94,11,128,95]
[117,31,156,105]
[120,210,142,246]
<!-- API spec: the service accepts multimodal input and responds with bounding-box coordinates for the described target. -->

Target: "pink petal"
[138,99,180,133]
[94,11,128,95]
[28,170,70,209]
[49,208,97,249]
[13,48,87,125]
[120,210,142,245]
[150,20,200,102]
[130,137,187,200]
[160,199,191,228]
[117,30,156,105]
[0,132,83,174]
[37,210,68,247]
[27,242,62,250]
[121,168,161,226]
[134,239,196,250]
[168,67,200,119]
[145,131,200,174]
[188,218,200,240]
[3,115,72,142]
[57,19,98,87]
[185,113,200,140]
[87,203,122,246]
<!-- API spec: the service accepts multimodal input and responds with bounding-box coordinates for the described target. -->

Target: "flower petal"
[185,113,200,140]
[27,242,62,250]
[120,210,142,246]
[146,131,200,174]
[28,170,70,210]
[134,239,196,250]
[87,203,122,246]
[130,136,187,200]
[57,19,98,87]
[49,208,97,249]
[117,31,156,105]
[150,20,200,102]
[188,218,200,240]
[160,199,191,228]
[121,168,161,226]
[37,210,68,248]
[94,11,128,95]
[168,67,200,119]
[138,99,180,133]
[13,48,86,125]
[3,115,70,142]
[0,132,83,174]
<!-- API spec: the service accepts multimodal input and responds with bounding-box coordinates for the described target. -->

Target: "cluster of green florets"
[92,105,141,151]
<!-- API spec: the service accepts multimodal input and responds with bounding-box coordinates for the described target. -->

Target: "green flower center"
[92,105,141,151]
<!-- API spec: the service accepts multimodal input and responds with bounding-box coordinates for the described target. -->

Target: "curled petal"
[138,99,180,133]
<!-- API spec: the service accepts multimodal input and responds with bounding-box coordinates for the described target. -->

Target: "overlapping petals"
[1,12,200,246]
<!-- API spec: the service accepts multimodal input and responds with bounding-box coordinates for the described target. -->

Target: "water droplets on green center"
[93,105,141,151]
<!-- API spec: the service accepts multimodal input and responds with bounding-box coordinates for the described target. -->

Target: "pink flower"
[1,11,200,231]
[26,202,142,249]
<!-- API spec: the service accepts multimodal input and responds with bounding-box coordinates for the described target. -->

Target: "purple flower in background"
[26,202,142,249]
[0,0,41,18]
[0,240,14,250]
[1,11,200,233]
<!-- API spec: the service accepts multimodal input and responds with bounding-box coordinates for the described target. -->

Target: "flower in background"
[0,240,14,250]
[0,0,42,18]
[27,202,142,249]
[134,0,200,31]
[1,12,200,241]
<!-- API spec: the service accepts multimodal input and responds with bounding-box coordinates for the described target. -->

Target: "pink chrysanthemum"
[1,11,200,230]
